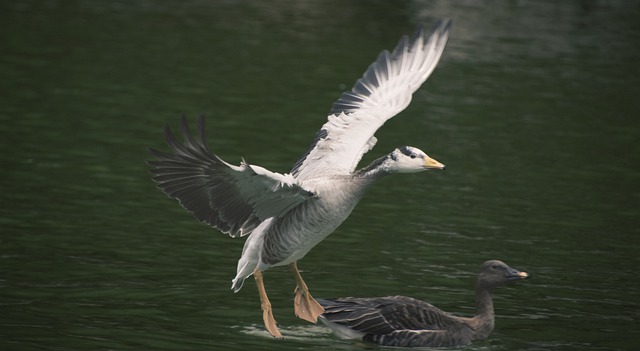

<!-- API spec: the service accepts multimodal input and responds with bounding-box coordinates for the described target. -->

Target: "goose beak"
[424,156,445,170]
[507,270,529,281]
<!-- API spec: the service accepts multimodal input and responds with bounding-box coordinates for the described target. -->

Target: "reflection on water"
[1,1,639,350]
[239,324,333,342]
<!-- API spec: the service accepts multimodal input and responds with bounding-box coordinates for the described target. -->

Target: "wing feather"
[319,296,458,334]
[148,116,315,237]
[292,20,451,180]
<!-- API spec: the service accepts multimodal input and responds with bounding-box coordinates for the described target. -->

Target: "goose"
[147,20,452,338]
[318,260,530,347]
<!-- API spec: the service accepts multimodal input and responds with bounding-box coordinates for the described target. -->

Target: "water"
[1,1,639,350]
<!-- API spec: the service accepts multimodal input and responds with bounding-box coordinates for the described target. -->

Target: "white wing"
[149,116,315,238]
[291,20,452,180]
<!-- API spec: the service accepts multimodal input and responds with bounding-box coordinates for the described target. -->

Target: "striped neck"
[354,154,392,179]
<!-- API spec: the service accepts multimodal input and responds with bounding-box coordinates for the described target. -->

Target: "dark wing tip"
[432,19,453,41]
[411,23,426,43]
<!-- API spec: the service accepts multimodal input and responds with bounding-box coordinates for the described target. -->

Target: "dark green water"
[1,1,639,350]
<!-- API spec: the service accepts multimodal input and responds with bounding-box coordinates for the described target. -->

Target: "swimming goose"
[318,260,529,347]
[148,20,451,338]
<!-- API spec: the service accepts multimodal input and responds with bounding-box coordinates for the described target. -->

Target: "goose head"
[385,146,445,173]
[476,260,529,290]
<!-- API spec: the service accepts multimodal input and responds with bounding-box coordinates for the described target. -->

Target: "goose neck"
[471,283,495,340]
[355,155,391,179]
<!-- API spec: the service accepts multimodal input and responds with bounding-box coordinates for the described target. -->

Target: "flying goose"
[318,260,530,347]
[148,20,451,338]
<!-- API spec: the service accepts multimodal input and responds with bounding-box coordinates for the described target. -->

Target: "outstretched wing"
[291,20,452,180]
[148,116,315,238]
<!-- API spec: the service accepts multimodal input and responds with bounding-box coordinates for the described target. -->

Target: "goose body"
[234,175,374,287]
[148,20,452,338]
[319,260,529,347]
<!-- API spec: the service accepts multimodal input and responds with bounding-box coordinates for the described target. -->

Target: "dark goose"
[318,260,529,347]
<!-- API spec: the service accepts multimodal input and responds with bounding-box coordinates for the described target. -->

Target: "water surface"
[1,1,639,350]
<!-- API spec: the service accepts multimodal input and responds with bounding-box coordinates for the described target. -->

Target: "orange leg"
[253,269,283,339]
[289,261,325,323]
